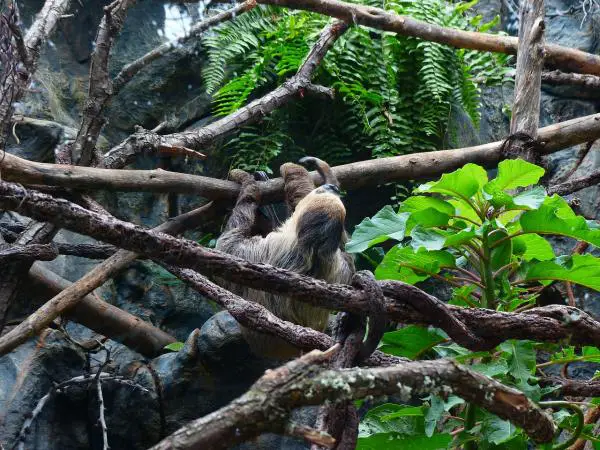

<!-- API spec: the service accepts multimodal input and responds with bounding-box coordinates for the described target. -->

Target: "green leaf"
[347,206,410,253]
[485,159,545,191]
[520,195,600,247]
[522,254,600,291]
[481,412,519,445]
[512,234,555,261]
[406,208,451,234]
[489,228,512,271]
[409,226,448,251]
[359,404,425,437]
[444,227,478,247]
[499,340,537,397]
[471,358,509,378]
[381,326,447,359]
[357,433,452,450]
[164,342,185,352]
[512,186,547,209]
[417,163,488,201]
[424,395,464,437]
[398,196,455,216]
[375,246,456,284]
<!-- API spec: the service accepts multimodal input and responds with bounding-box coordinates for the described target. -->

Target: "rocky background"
[1,0,599,449]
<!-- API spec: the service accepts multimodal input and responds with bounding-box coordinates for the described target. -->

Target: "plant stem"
[463,403,478,450]
[480,232,496,309]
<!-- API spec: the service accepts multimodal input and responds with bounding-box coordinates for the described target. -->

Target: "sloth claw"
[229,169,253,184]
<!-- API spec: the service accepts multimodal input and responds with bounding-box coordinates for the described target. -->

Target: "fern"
[202,0,513,172]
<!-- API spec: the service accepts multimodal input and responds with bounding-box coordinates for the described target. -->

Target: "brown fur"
[216,161,355,359]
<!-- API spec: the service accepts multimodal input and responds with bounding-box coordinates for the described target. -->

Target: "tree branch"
[72,0,134,166]
[255,0,600,76]
[542,70,600,99]
[162,264,406,367]
[28,263,176,356]
[1,183,600,355]
[0,243,58,262]
[149,351,555,449]
[99,21,347,169]
[112,0,257,95]
[547,168,600,196]
[3,112,600,203]
[505,0,545,162]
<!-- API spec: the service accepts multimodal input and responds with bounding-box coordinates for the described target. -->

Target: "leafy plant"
[348,159,600,448]
[203,0,512,172]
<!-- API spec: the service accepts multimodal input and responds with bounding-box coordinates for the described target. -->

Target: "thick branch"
[547,169,600,196]
[99,21,346,169]
[0,243,58,262]
[150,351,555,449]
[72,0,134,166]
[0,193,219,355]
[3,113,600,202]
[163,265,405,367]
[112,0,257,95]
[539,376,600,398]
[24,0,71,68]
[1,183,600,355]
[506,0,545,162]
[256,0,600,76]
[28,263,176,356]
[542,70,600,99]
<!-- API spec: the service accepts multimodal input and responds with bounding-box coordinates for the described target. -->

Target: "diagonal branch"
[1,182,600,356]
[72,0,134,166]
[149,350,555,450]
[112,0,257,95]
[256,0,600,76]
[99,21,347,169]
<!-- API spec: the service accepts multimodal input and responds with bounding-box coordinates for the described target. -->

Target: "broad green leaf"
[406,208,451,234]
[512,234,555,261]
[399,196,455,216]
[381,326,447,359]
[448,198,481,224]
[484,186,546,211]
[481,412,519,445]
[375,246,456,284]
[522,254,600,291]
[417,163,488,201]
[424,395,464,437]
[471,358,509,378]
[410,226,448,250]
[347,206,410,253]
[583,346,600,363]
[520,195,600,247]
[444,227,478,247]
[357,433,452,450]
[164,342,185,352]
[485,159,545,191]
[359,404,425,437]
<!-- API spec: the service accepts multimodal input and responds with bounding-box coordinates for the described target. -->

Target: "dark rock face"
[2,0,600,449]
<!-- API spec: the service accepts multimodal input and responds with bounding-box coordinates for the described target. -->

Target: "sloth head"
[292,184,346,257]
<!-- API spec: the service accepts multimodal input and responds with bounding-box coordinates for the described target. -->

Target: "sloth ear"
[296,209,343,257]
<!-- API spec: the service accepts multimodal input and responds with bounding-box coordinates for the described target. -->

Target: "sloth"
[215,157,355,359]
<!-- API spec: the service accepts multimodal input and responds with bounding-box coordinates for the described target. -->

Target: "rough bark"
[28,263,176,356]
[72,0,134,166]
[3,112,600,203]
[163,265,405,367]
[542,70,600,99]
[1,183,600,355]
[255,0,600,75]
[149,351,555,450]
[505,0,545,162]
[539,376,600,398]
[0,243,58,262]
[547,169,600,196]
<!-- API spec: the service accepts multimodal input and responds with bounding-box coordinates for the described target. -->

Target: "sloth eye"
[318,183,340,195]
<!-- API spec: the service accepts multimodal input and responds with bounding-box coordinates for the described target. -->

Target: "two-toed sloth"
[216,157,355,359]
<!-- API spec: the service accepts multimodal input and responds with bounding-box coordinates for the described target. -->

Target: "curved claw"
[253,171,270,182]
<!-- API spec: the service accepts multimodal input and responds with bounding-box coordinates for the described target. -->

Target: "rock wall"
[1,0,600,449]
